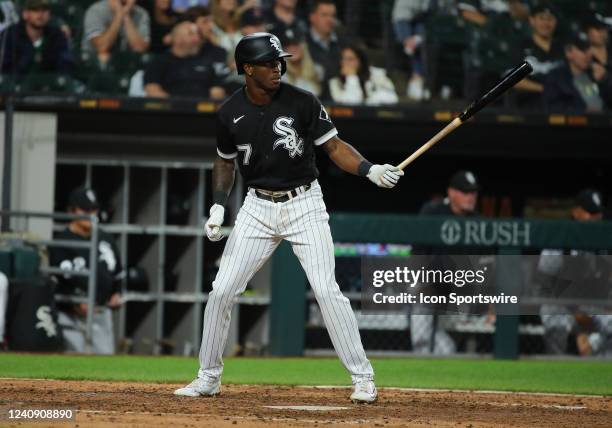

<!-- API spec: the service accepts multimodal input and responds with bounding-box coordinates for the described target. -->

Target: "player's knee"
[208,283,235,303]
[312,286,344,302]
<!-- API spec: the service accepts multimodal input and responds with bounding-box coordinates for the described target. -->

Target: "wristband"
[213,191,228,206]
[358,160,373,177]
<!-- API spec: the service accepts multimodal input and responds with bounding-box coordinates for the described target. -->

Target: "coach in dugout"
[538,189,612,357]
[49,187,123,354]
[410,170,480,354]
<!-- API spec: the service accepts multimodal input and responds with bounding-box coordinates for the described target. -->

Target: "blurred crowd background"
[1,0,612,112]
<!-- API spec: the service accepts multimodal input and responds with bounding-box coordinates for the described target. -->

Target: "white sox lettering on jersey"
[273,117,304,158]
[216,84,338,190]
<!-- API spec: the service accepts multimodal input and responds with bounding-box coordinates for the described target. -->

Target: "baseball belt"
[252,182,312,203]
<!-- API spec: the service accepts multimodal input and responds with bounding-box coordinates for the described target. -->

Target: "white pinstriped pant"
[198,180,373,380]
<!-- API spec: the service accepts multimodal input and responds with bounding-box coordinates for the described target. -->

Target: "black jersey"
[216,83,337,190]
[49,228,122,306]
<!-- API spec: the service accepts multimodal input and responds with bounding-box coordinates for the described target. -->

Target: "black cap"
[576,189,603,214]
[67,187,99,210]
[449,170,479,192]
[565,32,591,51]
[584,15,608,31]
[24,0,50,10]
[530,3,558,18]
[277,28,303,46]
[240,7,265,28]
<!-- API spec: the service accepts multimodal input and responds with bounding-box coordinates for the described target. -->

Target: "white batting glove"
[367,164,404,189]
[205,204,225,241]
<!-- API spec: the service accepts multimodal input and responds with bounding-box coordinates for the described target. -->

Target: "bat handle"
[396,117,463,170]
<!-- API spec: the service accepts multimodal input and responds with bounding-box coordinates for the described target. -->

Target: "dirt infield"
[1,379,611,427]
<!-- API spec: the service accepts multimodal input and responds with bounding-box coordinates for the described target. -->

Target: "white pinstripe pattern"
[198,180,373,380]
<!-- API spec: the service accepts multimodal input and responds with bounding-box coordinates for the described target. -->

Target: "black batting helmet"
[235,32,292,75]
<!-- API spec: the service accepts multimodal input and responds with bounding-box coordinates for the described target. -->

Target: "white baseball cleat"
[350,377,377,403]
[174,375,221,397]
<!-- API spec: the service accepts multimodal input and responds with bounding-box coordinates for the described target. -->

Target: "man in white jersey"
[174,32,403,403]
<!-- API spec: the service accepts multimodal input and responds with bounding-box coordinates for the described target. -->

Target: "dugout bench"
[269,214,612,359]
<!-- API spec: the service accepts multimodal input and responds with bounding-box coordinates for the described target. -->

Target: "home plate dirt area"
[1,379,611,427]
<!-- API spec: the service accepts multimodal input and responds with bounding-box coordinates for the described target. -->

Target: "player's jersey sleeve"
[215,113,237,159]
[309,95,338,146]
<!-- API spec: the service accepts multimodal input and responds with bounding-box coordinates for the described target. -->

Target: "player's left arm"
[321,136,404,188]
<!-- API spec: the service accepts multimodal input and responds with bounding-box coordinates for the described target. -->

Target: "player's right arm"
[212,156,235,207]
[205,113,236,241]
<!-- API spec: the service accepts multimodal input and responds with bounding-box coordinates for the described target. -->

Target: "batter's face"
[448,188,478,215]
[246,60,282,91]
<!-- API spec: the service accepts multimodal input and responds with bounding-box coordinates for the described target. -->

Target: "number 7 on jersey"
[237,144,252,165]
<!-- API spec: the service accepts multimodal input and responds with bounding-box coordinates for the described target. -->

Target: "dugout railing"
[0,210,100,352]
[269,214,612,359]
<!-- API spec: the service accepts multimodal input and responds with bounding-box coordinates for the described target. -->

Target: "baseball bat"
[396,61,533,170]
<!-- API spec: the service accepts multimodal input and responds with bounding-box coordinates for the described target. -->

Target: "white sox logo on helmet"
[270,37,282,53]
[273,117,304,158]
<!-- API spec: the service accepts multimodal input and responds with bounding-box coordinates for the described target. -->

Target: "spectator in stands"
[82,0,151,64]
[307,0,348,83]
[544,35,612,113]
[411,170,485,355]
[265,0,307,39]
[392,0,431,101]
[220,7,268,91]
[172,0,210,14]
[185,5,229,63]
[0,271,7,350]
[238,6,267,37]
[280,28,323,96]
[458,0,528,27]
[145,0,178,53]
[0,0,74,78]
[513,3,564,109]
[211,0,257,53]
[586,16,611,73]
[50,187,123,354]
[328,44,398,105]
[538,189,612,357]
[143,20,227,99]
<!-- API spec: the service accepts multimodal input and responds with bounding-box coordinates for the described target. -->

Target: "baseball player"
[174,32,403,403]
[50,187,123,354]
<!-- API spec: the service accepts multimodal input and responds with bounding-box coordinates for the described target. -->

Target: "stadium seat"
[426,15,470,97]
[108,51,149,75]
[86,71,130,95]
[19,73,85,94]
